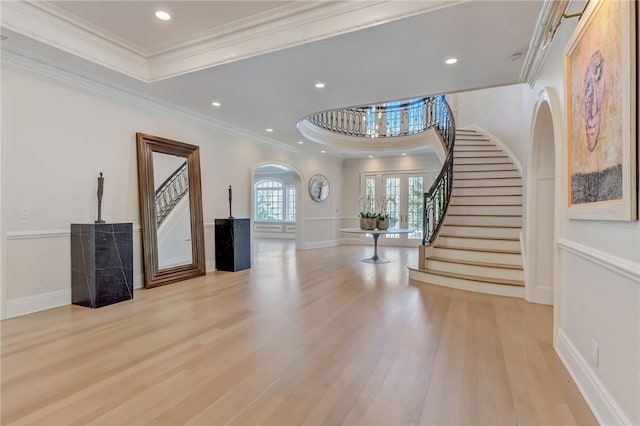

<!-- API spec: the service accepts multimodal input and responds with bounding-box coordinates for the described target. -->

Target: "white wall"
[457,17,640,425]
[1,62,343,318]
[457,83,533,175]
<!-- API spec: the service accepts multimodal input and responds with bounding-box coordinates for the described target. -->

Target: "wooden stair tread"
[418,268,525,287]
[446,214,522,217]
[428,256,523,270]
[438,233,520,241]
[449,204,523,207]
[443,224,523,229]
[452,184,523,188]
[454,177,521,180]
[433,244,521,254]
[451,194,522,198]
[454,155,508,158]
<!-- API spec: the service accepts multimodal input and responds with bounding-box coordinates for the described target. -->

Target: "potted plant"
[376,213,390,230]
[359,212,377,230]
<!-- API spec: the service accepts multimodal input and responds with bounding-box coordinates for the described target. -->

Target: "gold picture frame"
[566,0,637,220]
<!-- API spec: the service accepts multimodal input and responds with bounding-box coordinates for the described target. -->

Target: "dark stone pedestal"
[71,223,133,308]
[215,218,250,272]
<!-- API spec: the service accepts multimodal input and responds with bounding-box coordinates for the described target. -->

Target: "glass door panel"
[407,176,424,242]
[384,177,401,239]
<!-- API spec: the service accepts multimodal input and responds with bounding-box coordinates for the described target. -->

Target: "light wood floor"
[2,240,596,425]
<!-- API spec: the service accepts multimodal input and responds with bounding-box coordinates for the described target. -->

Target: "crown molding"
[520,0,567,86]
[2,0,462,82]
[1,48,298,154]
[147,0,458,81]
[1,1,149,81]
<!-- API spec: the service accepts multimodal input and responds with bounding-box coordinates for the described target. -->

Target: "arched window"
[255,178,296,222]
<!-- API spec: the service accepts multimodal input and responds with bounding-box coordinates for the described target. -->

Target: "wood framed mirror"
[136,133,206,288]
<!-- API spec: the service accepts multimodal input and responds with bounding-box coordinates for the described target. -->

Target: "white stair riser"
[444,215,523,227]
[454,141,494,147]
[450,195,523,205]
[409,270,525,298]
[454,157,512,165]
[454,151,505,158]
[448,205,522,216]
[454,163,517,172]
[440,225,521,239]
[452,186,523,196]
[424,259,524,281]
[455,135,487,140]
[437,236,521,251]
[430,247,523,267]
[454,178,522,187]
[455,170,520,179]
[455,146,502,152]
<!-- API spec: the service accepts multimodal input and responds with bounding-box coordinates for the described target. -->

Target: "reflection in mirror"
[153,152,193,269]
[136,133,205,288]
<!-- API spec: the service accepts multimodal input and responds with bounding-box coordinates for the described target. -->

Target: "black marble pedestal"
[215,218,250,272]
[71,223,133,308]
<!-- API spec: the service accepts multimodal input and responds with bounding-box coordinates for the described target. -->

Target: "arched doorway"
[526,89,562,306]
[251,162,304,250]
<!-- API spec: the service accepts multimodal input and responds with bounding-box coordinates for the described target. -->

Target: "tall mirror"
[136,133,206,288]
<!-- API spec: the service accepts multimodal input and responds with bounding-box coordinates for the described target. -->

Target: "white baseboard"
[526,285,553,305]
[254,233,295,240]
[556,328,632,426]
[134,273,144,289]
[6,289,71,318]
[206,260,216,273]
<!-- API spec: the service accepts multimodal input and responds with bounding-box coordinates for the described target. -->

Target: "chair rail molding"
[557,239,640,283]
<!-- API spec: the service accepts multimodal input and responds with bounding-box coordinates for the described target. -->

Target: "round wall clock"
[308,174,329,202]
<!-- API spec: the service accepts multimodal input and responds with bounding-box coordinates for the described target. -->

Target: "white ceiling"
[1,0,544,157]
[51,1,294,55]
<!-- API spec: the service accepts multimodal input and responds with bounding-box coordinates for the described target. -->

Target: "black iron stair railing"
[422,96,456,246]
[155,162,189,227]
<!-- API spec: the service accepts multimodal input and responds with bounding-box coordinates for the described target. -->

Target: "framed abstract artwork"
[566,0,637,220]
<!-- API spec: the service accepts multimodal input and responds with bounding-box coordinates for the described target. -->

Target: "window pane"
[255,179,284,221]
[286,187,296,222]
[408,177,424,239]
[365,177,376,214]
[385,177,400,238]
[408,99,424,134]
[386,101,401,136]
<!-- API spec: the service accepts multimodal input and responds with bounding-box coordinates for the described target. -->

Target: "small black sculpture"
[228,185,234,219]
[95,172,106,224]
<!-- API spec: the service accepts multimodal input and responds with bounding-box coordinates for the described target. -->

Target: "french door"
[362,171,429,247]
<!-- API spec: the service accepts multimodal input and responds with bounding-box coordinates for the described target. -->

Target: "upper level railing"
[423,97,455,246]
[307,97,442,138]
[155,162,189,227]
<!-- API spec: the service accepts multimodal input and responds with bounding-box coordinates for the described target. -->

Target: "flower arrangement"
[357,195,395,230]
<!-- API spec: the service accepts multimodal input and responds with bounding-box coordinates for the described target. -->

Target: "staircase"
[410,129,525,298]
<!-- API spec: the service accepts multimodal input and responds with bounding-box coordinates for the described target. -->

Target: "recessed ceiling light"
[368,155,373,158]
[297,141,304,144]
[266,128,274,132]
[315,82,326,88]
[211,101,221,107]
[401,153,407,156]
[320,150,326,153]
[445,58,458,65]
[155,11,171,21]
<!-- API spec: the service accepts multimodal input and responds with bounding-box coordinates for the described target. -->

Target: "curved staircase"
[410,129,525,298]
